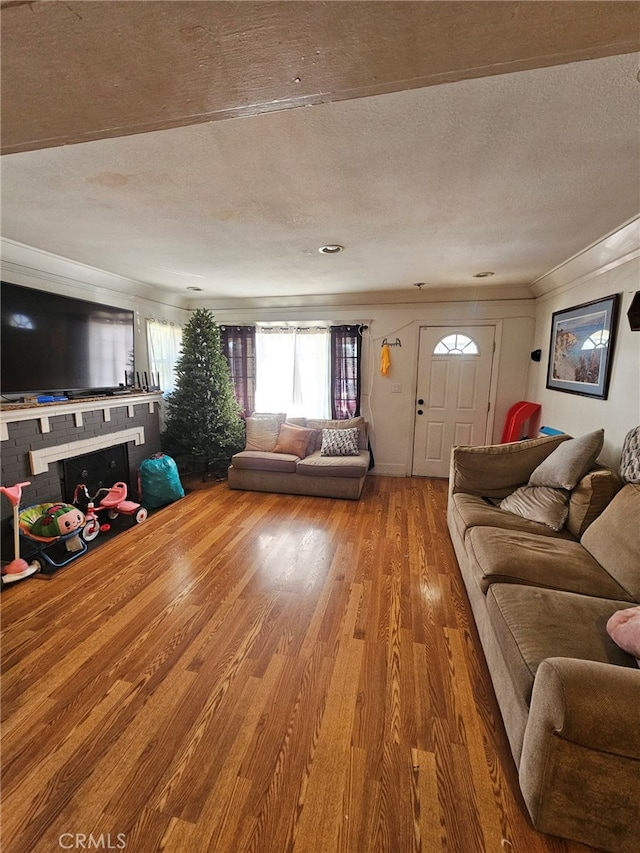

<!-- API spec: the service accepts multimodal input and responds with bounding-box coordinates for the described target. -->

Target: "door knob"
[417,409,424,415]
[417,398,424,405]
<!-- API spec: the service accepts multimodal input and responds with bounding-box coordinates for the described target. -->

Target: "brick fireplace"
[0,393,162,561]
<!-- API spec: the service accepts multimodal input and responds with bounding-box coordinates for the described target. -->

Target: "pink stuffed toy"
[606,606,640,664]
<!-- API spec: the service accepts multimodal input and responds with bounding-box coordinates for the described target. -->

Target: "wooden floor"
[1,476,596,853]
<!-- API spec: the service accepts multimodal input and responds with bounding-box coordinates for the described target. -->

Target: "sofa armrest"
[525,657,640,757]
[519,657,640,851]
[448,434,569,500]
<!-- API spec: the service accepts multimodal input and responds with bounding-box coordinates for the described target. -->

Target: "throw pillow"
[499,485,570,531]
[320,427,360,457]
[245,416,282,452]
[565,468,622,539]
[251,412,287,422]
[606,606,640,665]
[272,423,316,458]
[528,429,604,490]
[307,416,367,452]
[619,425,640,484]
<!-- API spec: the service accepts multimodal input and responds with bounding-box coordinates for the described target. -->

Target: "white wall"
[209,300,536,475]
[525,226,640,469]
[12,229,639,475]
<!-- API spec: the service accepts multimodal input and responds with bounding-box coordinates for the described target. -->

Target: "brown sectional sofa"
[447,434,640,852]
[228,416,371,500]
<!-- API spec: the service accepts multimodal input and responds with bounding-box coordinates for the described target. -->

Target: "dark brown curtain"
[220,326,256,417]
[330,325,362,419]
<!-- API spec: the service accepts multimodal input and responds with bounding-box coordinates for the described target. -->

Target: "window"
[254,327,330,418]
[146,319,183,394]
[433,333,479,355]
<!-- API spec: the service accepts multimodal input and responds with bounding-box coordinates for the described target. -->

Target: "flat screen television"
[1,281,135,399]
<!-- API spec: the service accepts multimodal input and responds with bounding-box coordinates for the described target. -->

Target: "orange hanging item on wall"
[380,343,391,376]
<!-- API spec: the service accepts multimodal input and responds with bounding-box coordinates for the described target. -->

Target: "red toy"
[73,482,148,542]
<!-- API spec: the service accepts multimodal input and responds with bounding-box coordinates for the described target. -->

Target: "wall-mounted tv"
[1,281,135,399]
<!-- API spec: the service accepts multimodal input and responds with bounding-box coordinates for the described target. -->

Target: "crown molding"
[189,283,533,313]
[0,238,190,311]
[530,215,640,300]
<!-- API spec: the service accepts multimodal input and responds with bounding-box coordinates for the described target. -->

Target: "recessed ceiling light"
[186,286,203,291]
[318,244,344,254]
[473,271,494,278]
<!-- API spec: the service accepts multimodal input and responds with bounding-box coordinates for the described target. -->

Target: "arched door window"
[433,333,479,355]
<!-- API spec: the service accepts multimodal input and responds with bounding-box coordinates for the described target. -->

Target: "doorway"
[412,326,496,477]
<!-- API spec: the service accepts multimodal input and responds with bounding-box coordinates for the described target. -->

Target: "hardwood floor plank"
[1,678,133,853]
[0,477,599,853]
[289,586,365,852]
[158,654,288,851]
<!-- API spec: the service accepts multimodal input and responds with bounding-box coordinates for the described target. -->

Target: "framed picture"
[546,293,620,399]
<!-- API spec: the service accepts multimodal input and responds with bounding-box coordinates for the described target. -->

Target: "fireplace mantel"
[0,392,163,442]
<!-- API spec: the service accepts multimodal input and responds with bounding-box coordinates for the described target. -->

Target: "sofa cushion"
[320,427,360,457]
[273,423,317,458]
[230,450,299,473]
[450,434,570,499]
[581,484,640,602]
[296,450,370,478]
[307,416,368,451]
[466,527,636,601]
[529,429,604,490]
[244,415,285,452]
[499,485,570,531]
[450,493,575,541]
[486,585,638,708]
[565,466,622,538]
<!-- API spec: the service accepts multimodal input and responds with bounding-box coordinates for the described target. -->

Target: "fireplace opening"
[60,445,130,504]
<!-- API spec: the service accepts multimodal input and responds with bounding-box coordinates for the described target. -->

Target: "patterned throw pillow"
[619,425,640,484]
[320,428,360,457]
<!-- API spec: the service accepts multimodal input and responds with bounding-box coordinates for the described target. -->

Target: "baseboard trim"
[370,463,407,477]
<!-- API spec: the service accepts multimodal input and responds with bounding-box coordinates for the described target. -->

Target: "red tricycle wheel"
[82,521,100,542]
[135,507,148,524]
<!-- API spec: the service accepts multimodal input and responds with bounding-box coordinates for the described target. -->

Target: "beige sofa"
[447,433,640,852]
[228,415,370,500]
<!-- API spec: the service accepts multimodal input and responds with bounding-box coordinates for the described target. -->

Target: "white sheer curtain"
[254,328,330,418]
[146,319,183,394]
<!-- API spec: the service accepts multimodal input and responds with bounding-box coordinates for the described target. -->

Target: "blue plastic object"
[539,426,565,436]
[139,453,185,508]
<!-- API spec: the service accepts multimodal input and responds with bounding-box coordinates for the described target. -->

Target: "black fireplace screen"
[60,445,129,504]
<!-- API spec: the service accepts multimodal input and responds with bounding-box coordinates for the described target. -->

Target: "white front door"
[412,326,496,477]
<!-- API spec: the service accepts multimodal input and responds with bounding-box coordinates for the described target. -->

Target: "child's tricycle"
[73,481,147,542]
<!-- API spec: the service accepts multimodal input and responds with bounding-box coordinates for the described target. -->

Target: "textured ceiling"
[1,2,639,306]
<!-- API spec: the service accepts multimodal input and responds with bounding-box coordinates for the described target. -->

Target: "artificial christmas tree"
[162,309,245,475]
